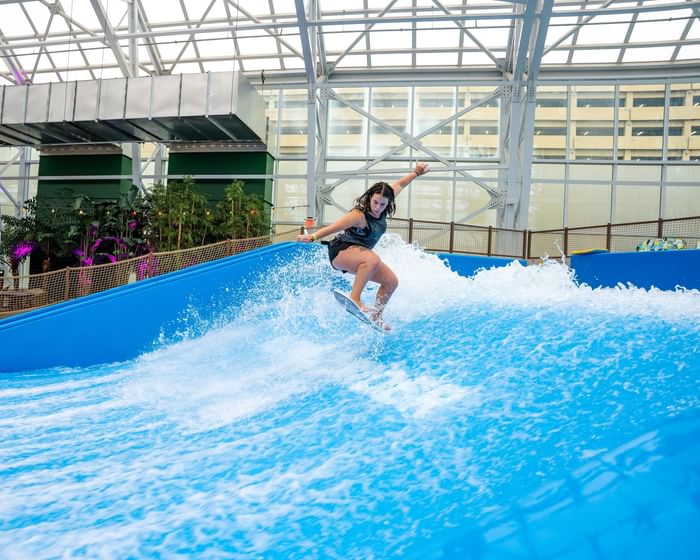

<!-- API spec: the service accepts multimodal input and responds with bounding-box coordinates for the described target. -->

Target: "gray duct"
[0,71,266,147]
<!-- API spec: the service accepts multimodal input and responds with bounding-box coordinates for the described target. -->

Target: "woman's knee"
[363,251,381,271]
[386,273,399,292]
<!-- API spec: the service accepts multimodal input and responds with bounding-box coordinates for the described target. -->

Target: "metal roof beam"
[294,0,316,84]
[327,0,399,74]
[89,0,133,77]
[227,0,303,59]
[545,0,616,57]
[431,0,503,70]
[512,0,536,83]
[135,0,164,75]
[171,0,216,73]
[0,30,27,84]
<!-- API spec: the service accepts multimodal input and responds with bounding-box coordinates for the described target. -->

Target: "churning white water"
[1,235,699,558]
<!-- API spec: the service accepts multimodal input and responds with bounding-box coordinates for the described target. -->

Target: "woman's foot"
[369,308,392,331]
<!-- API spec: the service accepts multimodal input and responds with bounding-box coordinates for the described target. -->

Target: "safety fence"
[387,215,700,261]
[3,217,699,318]
[0,229,299,318]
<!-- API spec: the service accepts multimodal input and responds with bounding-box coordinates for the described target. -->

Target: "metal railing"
[387,215,700,261]
[0,229,299,319]
[3,216,699,318]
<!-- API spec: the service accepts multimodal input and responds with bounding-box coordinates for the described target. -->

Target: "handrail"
[3,216,699,317]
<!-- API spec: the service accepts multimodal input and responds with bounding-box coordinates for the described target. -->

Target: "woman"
[297,162,430,329]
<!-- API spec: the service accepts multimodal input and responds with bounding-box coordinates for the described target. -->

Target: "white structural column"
[295,0,319,223]
[498,0,553,232]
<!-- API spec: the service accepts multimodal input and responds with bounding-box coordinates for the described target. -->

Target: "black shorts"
[326,239,358,272]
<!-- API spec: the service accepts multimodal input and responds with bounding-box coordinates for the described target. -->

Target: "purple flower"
[11,241,36,261]
[91,238,103,251]
[83,257,93,266]
[105,255,117,263]
[128,220,138,231]
[73,248,85,257]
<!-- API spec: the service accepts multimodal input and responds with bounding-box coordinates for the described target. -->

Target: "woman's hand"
[415,162,431,176]
[297,233,316,243]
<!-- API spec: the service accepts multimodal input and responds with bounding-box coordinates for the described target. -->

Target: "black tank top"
[335,210,387,249]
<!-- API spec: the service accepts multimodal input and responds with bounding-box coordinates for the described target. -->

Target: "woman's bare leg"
[332,247,398,324]
[368,261,398,321]
[332,246,381,310]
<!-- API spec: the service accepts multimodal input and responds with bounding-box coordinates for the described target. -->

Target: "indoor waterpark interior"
[1,1,699,558]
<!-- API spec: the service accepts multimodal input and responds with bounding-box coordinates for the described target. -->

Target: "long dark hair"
[354,182,396,217]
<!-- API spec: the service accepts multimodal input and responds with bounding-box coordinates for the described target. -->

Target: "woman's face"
[369,193,389,217]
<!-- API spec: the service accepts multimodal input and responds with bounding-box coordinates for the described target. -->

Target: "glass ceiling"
[0,0,698,87]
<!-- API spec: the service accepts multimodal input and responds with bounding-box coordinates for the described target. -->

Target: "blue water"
[1,236,700,559]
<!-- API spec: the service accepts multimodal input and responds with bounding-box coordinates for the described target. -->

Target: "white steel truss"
[0,0,698,227]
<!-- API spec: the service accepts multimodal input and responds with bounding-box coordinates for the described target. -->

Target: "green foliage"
[143,177,214,251]
[215,180,268,240]
[1,177,269,271]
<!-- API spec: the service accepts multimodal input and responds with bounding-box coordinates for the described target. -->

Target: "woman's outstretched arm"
[297,209,364,243]
[392,162,431,197]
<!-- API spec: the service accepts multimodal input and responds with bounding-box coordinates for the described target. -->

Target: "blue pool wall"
[0,242,306,373]
[1,244,697,373]
[570,249,700,291]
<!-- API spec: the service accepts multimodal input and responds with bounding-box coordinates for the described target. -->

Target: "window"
[280,126,307,135]
[329,125,363,134]
[632,127,664,136]
[576,127,625,136]
[536,97,567,108]
[632,96,684,107]
[372,98,409,108]
[576,97,624,108]
[470,126,498,135]
[534,127,567,136]
[419,96,453,108]
[280,99,308,108]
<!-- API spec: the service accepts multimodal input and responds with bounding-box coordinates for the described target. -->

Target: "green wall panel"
[37,153,133,202]
[168,151,274,221]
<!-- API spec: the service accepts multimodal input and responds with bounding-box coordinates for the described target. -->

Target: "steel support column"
[295,0,319,223]
[498,0,552,232]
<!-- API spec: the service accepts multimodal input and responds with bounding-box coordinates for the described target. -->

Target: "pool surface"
[1,236,699,558]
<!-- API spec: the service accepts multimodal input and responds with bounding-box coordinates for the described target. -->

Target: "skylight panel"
[370,53,413,67]
[182,0,228,21]
[321,24,368,52]
[676,45,700,60]
[194,37,237,59]
[70,0,101,29]
[416,52,458,66]
[0,4,38,37]
[333,54,368,68]
[273,0,298,14]
[630,19,689,43]
[18,1,52,35]
[236,35,284,56]
[416,29,461,50]
[202,60,241,72]
[623,46,675,63]
[240,58,283,72]
[571,49,621,64]
[461,51,504,66]
[233,0,273,19]
[172,63,204,74]
[469,25,512,49]
[689,17,700,39]
[369,26,413,51]
[541,50,570,64]
[576,22,629,45]
[157,35,196,60]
